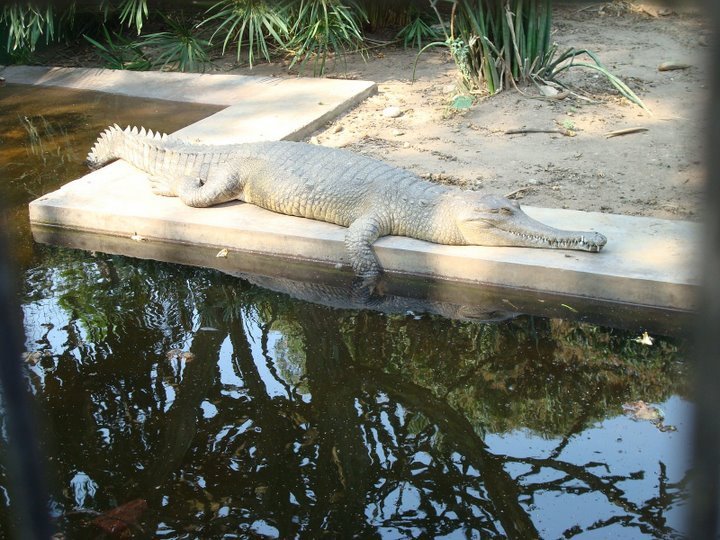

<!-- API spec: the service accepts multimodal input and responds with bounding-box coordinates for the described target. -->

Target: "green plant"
[415,0,648,111]
[396,9,441,50]
[101,0,149,35]
[1,3,55,53]
[202,0,289,67]
[83,25,151,70]
[139,14,211,72]
[538,46,649,112]
[287,0,367,76]
[1,1,148,59]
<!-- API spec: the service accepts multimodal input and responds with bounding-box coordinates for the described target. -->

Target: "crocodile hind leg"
[149,175,176,197]
[176,168,247,208]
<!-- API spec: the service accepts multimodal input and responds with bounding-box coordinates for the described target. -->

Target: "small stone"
[382,106,402,118]
[442,84,456,94]
[527,178,538,185]
[310,136,320,145]
[392,129,405,137]
[538,84,560,97]
[331,124,343,134]
[403,142,411,149]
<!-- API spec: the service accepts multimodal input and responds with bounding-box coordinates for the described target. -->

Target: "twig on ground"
[504,186,533,199]
[505,127,574,137]
[605,127,649,138]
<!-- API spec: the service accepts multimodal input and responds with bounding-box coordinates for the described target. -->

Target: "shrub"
[202,0,290,68]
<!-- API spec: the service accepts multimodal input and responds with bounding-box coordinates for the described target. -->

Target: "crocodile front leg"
[344,214,388,278]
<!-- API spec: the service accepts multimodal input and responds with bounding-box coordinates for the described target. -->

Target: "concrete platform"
[29,160,700,312]
[0,65,377,143]
[11,66,700,313]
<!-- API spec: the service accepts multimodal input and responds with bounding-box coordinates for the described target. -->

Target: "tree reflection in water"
[5,250,690,539]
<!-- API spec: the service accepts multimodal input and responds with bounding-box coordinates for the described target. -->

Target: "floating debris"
[22,350,51,365]
[623,400,677,432]
[165,349,196,363]
[634,331,654,346]
[216,248,229,258]
[92,498,148,536]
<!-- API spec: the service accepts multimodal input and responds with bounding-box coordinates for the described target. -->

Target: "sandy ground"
[216,2,709,221]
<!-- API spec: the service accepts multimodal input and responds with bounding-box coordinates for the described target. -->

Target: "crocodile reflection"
[234,271,517,322]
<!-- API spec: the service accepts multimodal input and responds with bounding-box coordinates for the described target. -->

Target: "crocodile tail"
[86,124,169,171]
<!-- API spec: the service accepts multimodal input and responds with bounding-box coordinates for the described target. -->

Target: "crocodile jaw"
[457,195,607,252]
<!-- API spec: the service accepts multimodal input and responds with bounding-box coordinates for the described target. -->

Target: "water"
[1,84,693,538]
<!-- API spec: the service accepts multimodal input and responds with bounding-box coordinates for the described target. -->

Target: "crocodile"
[87,125,607,278]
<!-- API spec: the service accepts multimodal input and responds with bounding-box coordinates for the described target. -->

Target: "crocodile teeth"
[131,126,139,135]
[139,127,147,137]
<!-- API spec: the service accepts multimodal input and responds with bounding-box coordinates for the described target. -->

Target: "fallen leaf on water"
[92,498,148,536]
[216,248,229,258]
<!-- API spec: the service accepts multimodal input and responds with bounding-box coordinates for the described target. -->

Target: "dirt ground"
[44,1,710,221]
[218,1,710,221]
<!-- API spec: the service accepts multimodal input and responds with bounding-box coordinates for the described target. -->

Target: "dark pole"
[690,0,720,536]
[0,235,52,537]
